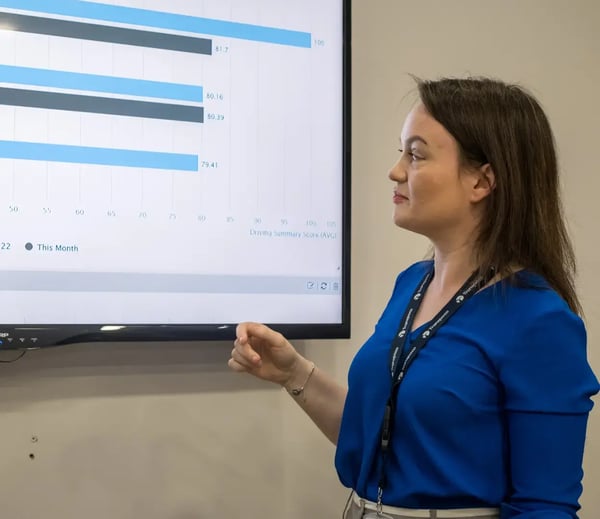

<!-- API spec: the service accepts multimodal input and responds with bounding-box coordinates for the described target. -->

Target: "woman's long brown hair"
[416,77,581,315]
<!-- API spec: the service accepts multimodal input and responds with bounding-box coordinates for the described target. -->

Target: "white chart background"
[0,0,345,324]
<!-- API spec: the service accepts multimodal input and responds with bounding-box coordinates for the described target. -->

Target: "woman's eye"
[398,148,423,161]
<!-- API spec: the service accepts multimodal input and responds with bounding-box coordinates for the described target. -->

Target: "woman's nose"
[388,158,407,183]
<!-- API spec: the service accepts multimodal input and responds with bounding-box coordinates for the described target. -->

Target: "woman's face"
[388,103,483,241]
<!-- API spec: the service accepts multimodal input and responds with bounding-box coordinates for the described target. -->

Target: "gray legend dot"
[25,242,33,251]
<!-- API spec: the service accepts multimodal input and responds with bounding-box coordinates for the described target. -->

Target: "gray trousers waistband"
[343,493,500,519]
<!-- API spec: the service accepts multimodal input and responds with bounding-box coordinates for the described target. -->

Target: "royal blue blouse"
[335,261,599,518]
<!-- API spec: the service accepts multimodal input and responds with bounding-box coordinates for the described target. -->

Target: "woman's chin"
[392,213,409,229]
[392,218,426,237]
[393,218,412,231]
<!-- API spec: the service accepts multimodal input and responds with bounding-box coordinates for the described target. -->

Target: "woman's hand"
[228,322,305,387]
[230,322,347,445]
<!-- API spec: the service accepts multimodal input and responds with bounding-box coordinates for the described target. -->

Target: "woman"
[228,77,599,518]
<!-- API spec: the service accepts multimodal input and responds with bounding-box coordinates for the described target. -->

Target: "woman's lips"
[393,193,408,204]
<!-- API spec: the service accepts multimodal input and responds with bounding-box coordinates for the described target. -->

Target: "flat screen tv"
[0,0,350,348]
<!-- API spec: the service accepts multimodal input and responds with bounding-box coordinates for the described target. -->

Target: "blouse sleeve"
[499,306,599,518]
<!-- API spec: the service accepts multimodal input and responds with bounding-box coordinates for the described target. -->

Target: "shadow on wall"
[0,339,308,408]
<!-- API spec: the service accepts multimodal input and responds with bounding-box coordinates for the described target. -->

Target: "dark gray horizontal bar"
[0,12,212,55]
[0,87,204,123]
[0,271,342,295]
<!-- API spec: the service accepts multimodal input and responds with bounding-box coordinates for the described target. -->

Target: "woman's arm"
[502,411,590,518]
[281,356,347,444]
[500,308,599,517]
[229,322,347,444]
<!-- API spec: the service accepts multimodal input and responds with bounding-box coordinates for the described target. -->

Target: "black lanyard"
[376,265,493,508]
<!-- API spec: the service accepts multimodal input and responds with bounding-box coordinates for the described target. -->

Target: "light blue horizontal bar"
[0,140,198,170]
[0,0,312,48]
[0,64,203,102]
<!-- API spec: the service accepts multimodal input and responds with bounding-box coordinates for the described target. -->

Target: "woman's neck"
[430,241,479,295]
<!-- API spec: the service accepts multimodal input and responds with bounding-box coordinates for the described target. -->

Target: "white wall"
[0,1,598,517]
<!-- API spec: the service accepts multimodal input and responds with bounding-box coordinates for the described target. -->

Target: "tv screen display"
[0,0,350,348]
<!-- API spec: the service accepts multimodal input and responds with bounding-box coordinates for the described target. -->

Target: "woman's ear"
[469,163,496,203]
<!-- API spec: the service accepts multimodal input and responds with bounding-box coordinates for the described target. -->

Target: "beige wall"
[0,1,598,517]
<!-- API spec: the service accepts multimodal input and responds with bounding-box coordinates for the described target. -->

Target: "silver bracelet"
[287,363,316,398]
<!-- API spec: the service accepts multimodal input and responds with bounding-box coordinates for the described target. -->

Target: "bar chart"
[0,0,344,325]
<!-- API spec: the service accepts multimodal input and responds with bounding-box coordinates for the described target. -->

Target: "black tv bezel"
[0,0,352,350]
